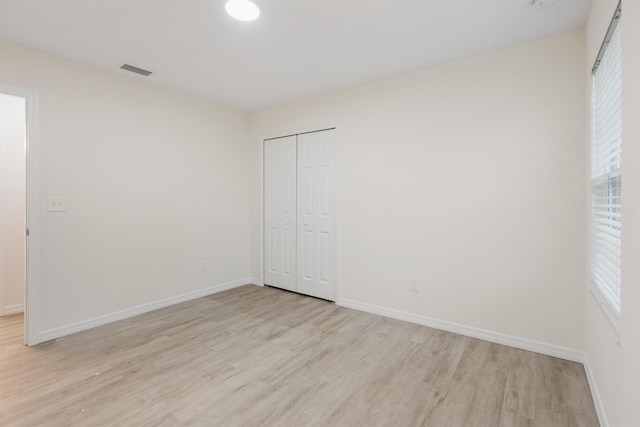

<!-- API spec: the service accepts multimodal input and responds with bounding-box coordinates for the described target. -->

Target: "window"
[591,1,622,333]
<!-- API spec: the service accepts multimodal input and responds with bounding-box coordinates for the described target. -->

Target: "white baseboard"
[36,278,251,344]
[583,354,608,427]
[249,277,263,286]
[1,303,25,316]
[337,297,584,363]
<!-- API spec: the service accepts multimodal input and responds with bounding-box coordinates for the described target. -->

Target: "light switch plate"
[47,197,67,212]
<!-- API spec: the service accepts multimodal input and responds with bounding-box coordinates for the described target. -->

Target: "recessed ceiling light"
[225,0,260,22]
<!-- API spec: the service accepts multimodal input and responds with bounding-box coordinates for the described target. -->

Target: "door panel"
[302,229,313,280]
[282,228,294,276]
[319,231,330,283]
[296,129,336,300]
[264,136,297,291]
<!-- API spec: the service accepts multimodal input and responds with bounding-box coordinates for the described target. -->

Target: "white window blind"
[591,3,622,321]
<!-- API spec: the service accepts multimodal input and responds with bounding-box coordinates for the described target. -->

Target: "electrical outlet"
[201,262,208,272]
[47,197,67,212]
[410,277,419,292]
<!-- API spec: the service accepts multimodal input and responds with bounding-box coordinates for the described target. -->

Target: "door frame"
[260,125,340,302]
[1,83,40,346]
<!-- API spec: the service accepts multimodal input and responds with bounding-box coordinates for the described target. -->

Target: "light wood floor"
[0,285,598,426]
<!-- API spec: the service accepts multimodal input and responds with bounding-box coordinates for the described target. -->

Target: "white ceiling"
[0,0,592,111]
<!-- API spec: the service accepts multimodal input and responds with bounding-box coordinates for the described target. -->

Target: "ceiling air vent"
[120,64,153,76]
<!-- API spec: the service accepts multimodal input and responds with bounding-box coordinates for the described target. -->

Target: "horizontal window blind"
[591,3,622,318]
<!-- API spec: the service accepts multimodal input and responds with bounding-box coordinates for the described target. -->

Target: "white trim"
[583,354,609,427]
[250,277,263,286]
[36,278,250,344]
[0,83,39,347]
[2,304,24,315]
[258,133,264,288]
[337,297,584,362]
[333,127,342,302]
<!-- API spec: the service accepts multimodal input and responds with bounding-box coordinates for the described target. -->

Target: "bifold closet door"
[264,135,297,292]
[263,129,336,301]
[297,130,336,301]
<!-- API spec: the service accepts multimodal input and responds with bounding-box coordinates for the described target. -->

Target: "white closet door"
[297,129,336,301]
[264,136,297,292]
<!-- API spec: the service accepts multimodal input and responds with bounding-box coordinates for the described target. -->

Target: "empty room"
[0,0,638,426]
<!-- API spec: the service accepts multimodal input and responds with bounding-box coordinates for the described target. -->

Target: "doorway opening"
[1,84,39,346]
[0,92,26,324]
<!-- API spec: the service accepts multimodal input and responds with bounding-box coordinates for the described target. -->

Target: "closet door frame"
[260,126,340,302]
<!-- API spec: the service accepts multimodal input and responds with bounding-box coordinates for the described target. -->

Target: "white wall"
[250,30,587,350]
[0,40,251,334]
[0,93,26,315]
[584,1,640,426]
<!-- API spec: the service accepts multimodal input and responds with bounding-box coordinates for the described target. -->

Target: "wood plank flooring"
[0,285,599,426]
